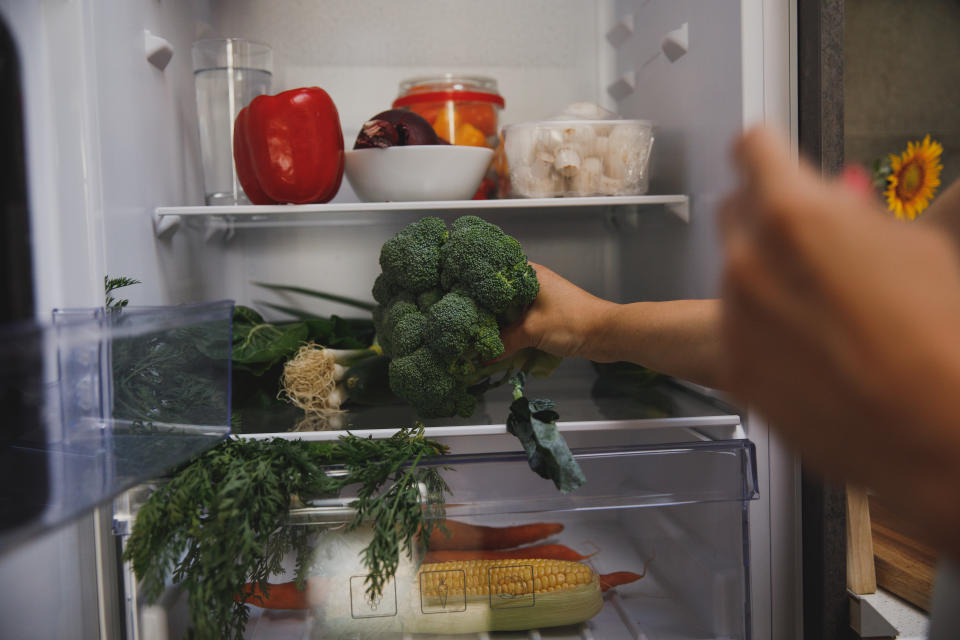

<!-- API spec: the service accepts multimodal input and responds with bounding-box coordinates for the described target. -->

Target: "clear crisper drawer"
[0,301,232,552]
[151,440,756,640]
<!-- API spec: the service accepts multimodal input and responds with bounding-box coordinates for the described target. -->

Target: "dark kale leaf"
[506,374,586,494]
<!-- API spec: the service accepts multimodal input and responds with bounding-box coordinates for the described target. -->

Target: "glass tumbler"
[191,38,272,206]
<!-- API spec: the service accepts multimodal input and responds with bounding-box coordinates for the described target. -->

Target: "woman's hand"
[500,263,617,361]
[719,126,960,558]
[501,264,725,387]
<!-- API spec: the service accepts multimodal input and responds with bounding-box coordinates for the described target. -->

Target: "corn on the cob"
[406,558,603,634]
[307,525,606,638]
[419,558,595,598]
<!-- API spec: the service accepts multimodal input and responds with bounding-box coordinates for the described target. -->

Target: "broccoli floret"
[372,215,550,419]
[388,347,477,418]
[374,297,425,358]
[416,288,445,313]
[439,216,539,316]
[425,291,503,363]
[372,273,397,306]
[378,217,448,294]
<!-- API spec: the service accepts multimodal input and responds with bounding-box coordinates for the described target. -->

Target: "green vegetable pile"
[224,216,585,492]
[373,216,558,418]
[124,428,448,640]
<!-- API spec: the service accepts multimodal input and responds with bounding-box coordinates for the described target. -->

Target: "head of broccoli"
[373,216,552,418]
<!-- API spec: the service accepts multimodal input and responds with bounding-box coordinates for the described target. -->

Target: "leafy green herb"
[507,373,586,494]
[111,315,230,428]
[105,275,141,311]
[124,427,448,639]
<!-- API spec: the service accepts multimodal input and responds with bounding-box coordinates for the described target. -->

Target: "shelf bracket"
[203,218,235,244]
[144,30,174,71]
[606,71,636,102]
[605,14,634,47]
[152,209,181,240]
[665,198,690,222]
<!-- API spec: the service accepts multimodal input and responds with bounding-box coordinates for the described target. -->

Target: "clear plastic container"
[503,119,654,198]
[0,301,232,552]
[394,75,504,199]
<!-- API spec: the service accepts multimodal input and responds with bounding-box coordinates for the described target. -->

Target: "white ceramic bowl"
[345,145,494,202]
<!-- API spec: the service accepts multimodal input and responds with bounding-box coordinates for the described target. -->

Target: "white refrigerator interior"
[0,1,800,638]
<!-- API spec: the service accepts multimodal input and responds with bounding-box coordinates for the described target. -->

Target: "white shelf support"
[661,22,690,62]
[152,209,180,239]
[665,197,690,222]
[605,14,635,47]
[143,30,174,71]
[606,70,637,101]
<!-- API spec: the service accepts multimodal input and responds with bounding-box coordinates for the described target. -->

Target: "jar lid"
[393,74,505,108]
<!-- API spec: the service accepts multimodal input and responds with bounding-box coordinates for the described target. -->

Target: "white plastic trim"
[152,209,180,239]
[143,30,173,71]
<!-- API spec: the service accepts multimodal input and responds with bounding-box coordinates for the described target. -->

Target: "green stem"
[252,282,376,312]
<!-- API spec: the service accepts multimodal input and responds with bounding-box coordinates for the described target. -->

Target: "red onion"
[354,109,448,149]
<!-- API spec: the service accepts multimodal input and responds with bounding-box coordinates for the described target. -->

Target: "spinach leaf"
[232,321,309,375]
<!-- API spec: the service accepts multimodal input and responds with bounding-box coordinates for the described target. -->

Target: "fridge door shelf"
[153,194,690,239]
[0,300,233,554]
[127,439,757,640]
[234,357,743,445]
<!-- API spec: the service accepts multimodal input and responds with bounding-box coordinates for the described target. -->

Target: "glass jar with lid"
[393,75,504,198]
[393,75,504,148]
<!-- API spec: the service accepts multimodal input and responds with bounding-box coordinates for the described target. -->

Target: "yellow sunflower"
[884,134,943,220]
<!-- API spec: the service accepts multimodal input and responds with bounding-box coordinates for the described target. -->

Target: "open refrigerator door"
[0,1,800,638]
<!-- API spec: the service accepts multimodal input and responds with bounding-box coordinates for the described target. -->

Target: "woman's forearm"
[585,298,725,389]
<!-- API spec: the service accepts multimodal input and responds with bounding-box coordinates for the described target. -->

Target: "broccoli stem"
[467,348,561,390]
[510,372,527,401]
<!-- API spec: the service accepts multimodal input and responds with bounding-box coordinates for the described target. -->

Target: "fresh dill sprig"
[338,429,451,597]
[123,427,448,640]
[105,275,141,311]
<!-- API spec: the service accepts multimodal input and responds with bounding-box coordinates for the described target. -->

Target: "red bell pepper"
[233,87,344,204]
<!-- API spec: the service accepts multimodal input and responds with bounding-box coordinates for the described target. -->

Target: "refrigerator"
[0,1,819,638]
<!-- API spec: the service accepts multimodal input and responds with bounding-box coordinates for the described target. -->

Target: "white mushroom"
[600,174,626,196]
[569,156,603,195]
[511,165,562,198]
[593,135,609,159]
[531,155,554,180]
[605,124,649,183]
[504,125,538,168]
[554,147,582,177]
[561,124,597,149]
[553,102,617,120]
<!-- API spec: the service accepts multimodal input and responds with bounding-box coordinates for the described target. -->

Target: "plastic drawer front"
[139,439,757,640]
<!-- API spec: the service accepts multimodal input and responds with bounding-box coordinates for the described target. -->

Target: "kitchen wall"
[845,0,960,188]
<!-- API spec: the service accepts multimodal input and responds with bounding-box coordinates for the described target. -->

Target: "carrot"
[425,520,564,551]
[423,543,594,564]
[599,570,647,592]
[236,580,310,610]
